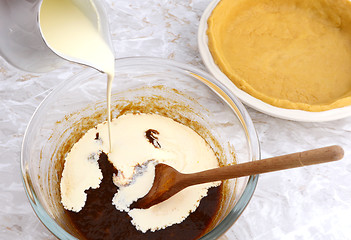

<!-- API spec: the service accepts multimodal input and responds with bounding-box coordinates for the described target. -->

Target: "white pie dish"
[198,0,351,122]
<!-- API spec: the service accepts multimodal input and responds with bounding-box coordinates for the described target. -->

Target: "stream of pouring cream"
[39,0,114,151]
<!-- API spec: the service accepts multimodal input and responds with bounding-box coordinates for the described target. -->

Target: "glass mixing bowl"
[21,57,260,239]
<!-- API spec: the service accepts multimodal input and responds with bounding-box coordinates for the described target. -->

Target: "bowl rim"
[198,0,351,122]
[20,56,260,240]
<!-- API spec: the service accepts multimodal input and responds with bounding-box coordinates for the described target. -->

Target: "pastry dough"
[207,0,351,111]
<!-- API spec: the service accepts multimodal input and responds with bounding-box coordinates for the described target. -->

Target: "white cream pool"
[60,113,220,232]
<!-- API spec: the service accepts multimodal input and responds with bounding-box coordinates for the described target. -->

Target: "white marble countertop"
[0,0,350,239]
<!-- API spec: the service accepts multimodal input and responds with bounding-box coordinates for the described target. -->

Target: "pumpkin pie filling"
[207,0,351,111]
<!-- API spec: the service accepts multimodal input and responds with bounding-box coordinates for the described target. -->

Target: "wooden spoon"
[131,145,344,209]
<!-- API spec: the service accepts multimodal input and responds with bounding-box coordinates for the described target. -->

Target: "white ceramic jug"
[0,0,113,73]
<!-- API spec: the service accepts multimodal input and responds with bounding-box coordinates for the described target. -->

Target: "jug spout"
[0,0,114,73]
[0,0,65,73]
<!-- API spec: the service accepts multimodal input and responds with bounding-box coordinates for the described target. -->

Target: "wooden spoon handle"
[183,145,344,186]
